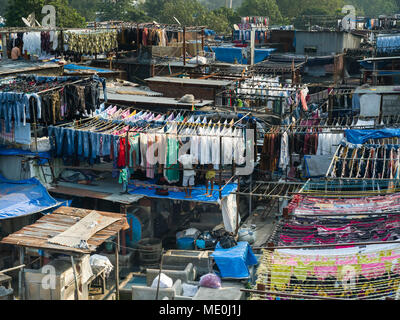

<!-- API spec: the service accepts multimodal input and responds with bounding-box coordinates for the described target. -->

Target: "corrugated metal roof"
[101,92,213,107]
[0,61,62,76]
[354,86,400,94]
[0,206,129,254]
[145,76,232,87]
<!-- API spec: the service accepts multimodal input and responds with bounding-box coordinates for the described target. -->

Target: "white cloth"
[211,127,221,170]
[151,273,173,289]
[178,153,196,176]
[89,254,113,277]
[221,193,240,233]
[23,32,42,56]
[279,131,289,169]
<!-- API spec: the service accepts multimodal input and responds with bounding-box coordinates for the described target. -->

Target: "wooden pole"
[183,27,186,66]
[115,232,120,300]
[70,255,80,300]
[196,30,198,65]
[120,205,127,255]
[18,247,25,300]
[136,23,140,54]
[201,29,205,56]
[155,251,164,300]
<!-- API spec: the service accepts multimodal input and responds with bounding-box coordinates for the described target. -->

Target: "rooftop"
[145,76,233,87]
[0,206,129,255]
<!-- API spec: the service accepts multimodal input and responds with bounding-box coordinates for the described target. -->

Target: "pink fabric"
[361,263,386,280]
[314,266,337,280]
[300,91,308,111]
[107,106,117,116]
[335,256,358,265]
[302,234,315,243]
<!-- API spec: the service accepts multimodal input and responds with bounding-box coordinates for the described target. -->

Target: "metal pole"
[219,135,222,200]
[236,176,240,234]
[18,247,25,300]
[115,232,120,300]
[253,239,400,250]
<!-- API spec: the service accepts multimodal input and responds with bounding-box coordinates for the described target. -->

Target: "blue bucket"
[176,237,195,250]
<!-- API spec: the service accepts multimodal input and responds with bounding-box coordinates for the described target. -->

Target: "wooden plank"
[48,211,120,248]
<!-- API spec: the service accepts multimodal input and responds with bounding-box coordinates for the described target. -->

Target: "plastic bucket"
[176,237,195,250]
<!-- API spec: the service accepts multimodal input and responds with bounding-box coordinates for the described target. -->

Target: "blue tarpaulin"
[128,182,237,203]
[0,175,58,219]
[345,129,400,145]
[63,64,113,73]
[0,146,51,164]
[204,29,216,36]
[205,46,275,64]
[211,241,258,279]
[377,35,400,53]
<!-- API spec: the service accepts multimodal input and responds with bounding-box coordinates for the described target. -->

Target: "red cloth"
[117,137,130,168]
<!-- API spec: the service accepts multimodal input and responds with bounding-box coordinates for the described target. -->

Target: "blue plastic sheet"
[0,175,58,219]
[345,129,400,145]
[64,64,113,73]
[205,46,275,64]
[0,146,51,164]
[377,35,400,53]
[211,241,258,279]
[127,182,237,203]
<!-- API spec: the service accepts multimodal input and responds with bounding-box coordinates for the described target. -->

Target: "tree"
[141,0,167,21]
[5,0,85,27]
[48,0,86,27]
[212,7,241,27]
[158,0,206,26]
[277,0,344,24]
[237,0,283,24]
[0,0,9,16]
[68,0,102,22]
[98,0,148,22]
[345,0,398,16]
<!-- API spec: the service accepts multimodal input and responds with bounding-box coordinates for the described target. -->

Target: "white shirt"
[178,154,196,176]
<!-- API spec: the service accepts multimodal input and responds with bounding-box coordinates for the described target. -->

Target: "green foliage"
[47,0,86,27]
[237,0,283,24]
[5,0,85,27]
[345,0,398,16]
[0,0,9,16]
[98,0,149,23]
[67,0,102,22]
[212,7,241,26]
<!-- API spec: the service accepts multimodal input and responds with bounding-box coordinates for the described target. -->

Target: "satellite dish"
[173,16,181,26]
[22,12,41,27]
[22,17,31,27]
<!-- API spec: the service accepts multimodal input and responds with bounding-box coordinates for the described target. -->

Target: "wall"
[147,82,216,100]
[295,31,361,56]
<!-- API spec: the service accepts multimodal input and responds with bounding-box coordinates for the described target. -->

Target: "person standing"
[178,153,197,198]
